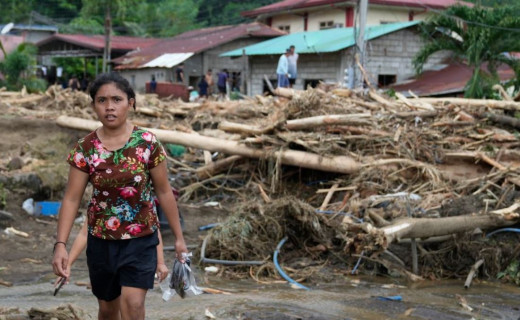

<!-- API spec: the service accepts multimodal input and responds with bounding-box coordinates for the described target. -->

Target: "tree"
[414,4,520,98]
[0,43,46,92]
[196,0,277,27]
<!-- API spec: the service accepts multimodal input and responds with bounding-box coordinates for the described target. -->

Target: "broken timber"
[56,115,360,174]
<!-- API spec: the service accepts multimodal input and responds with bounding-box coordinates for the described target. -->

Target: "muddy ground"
[1,115,520,319]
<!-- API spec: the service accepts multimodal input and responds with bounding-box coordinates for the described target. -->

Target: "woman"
[52,72,187,320]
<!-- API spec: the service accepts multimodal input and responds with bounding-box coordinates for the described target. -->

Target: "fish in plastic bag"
[169,252,202,298]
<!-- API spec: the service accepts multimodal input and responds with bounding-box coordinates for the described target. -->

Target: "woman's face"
[92,83,134,129]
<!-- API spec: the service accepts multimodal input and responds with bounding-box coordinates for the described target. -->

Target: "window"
[378,74,397,87]
[319,21,335,30]
[278,25,290,33]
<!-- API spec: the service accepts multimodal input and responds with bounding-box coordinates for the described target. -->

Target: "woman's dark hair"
[89,72,136,110]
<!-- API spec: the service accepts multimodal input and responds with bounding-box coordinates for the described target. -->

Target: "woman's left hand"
[156,263,169,282]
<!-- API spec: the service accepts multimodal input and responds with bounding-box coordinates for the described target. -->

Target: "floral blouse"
[68,126,166,240]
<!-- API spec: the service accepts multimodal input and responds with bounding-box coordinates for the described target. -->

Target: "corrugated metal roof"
[389,62,515,97]
[113,22,285,70]
[221,21,420,56]
[242,0,472,18]
[143,53,194,68]
[36,34,160,52]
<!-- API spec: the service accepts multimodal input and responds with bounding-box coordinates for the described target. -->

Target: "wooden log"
[395,92,434,111]
[285,113,372,130]
[394,110,437,119]
[413,97,520,111]
[379,207,519,245]
[195,155,244,179]
[274,87,298,99]
[57,116,361,174]
[368,90,398,111]
[218,121,273,135]
[482,112,520,130]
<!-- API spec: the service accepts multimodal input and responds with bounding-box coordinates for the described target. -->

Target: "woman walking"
[52,72,187,320]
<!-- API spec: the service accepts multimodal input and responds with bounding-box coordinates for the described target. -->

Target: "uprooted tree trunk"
[56,116,361,174]
[354,203,520,252]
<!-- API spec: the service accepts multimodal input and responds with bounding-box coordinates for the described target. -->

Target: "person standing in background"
[205,69,214,96]
[288,45,299,88]
[175,64,184,83]
[150,75,157,93]
[276,49,291,88]
[217,69,229,100]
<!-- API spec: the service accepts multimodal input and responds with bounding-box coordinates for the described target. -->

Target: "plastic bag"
[169,252,202,299]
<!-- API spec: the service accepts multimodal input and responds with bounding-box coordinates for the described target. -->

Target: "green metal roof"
[221,21,420,57]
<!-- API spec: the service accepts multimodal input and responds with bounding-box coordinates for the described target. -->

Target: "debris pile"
[3,84,520,285]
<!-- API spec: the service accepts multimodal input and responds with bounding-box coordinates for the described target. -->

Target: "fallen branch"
[57,116,361,174]
[413,97,520,111]
[464,258,484,289]
[285,113,372,130]
[195,155,244,179]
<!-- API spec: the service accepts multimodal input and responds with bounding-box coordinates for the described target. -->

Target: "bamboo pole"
[412,97,520,111]
[285,113,372,130]
[56,116,361,174]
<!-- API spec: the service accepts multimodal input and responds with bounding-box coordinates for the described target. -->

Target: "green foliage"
[196,0,277,27]
[59,16,104,35]
[414,4,520,99]
[52,57,96,81]
[497,259,520,285]
[0,43,38,90]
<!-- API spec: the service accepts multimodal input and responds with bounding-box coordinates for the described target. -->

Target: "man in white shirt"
[276,49,291,88]
[288,45,299,88]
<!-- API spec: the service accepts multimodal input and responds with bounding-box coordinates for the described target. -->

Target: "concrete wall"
[263,6,438,32]
[246,28,450,95]
[272,14,306,33]
[308,8,346,30]
[248,52,343,95]
[363,28,449,85]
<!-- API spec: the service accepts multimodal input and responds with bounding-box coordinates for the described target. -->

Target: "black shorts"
[289,78,296,85]
[86,231,159,301]
[218,85,226,93]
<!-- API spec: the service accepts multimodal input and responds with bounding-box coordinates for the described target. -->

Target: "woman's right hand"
[54,264,71,286]
[52,245,70,278]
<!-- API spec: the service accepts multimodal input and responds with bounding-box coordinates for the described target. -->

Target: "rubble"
[2,84,520,286]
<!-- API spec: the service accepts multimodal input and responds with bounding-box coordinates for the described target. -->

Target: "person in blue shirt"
[276,49,291,88]
[217,69,229,100]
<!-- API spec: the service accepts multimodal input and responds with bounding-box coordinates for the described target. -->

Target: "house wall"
[119,67,172,93]
[363,28,448,85]
[119,38,271,94]
[248,52,343,95]
[272,14,306,33]
[308,8,346,30]
[261,5,437,32]
[247,28,450,95]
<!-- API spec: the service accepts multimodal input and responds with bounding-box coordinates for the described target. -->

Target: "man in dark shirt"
[175,64,184,83]
[217,69,228,100]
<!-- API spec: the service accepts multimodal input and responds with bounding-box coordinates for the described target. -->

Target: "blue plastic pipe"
[273,236,310,290]
[486,228,520,238]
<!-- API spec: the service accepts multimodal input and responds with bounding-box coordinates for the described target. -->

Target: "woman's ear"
[129,97,136,111]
